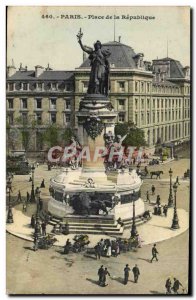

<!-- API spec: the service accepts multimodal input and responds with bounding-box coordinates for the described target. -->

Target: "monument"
[47,30,145,235]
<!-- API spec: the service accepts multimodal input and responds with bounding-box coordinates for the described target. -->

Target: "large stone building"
[6,41,190,152]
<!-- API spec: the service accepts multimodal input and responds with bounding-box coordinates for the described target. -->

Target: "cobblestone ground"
[6,158,191,295]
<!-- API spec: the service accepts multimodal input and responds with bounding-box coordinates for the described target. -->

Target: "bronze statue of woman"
[77,28,111,96]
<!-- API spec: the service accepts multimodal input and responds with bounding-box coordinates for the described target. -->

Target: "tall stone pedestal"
[76,94,117,180]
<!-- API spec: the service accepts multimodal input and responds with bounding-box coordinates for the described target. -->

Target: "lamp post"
[171,181,180,229]
[168,168,174,207]
[31,164,35,202]
[131,190,138,238]
[7,177,14,223]
[36,189,41,217]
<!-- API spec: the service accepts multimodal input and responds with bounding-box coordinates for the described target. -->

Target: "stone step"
[49,221,119,228]
[66,227,124,236]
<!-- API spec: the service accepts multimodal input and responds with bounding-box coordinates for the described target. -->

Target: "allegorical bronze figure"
[77,28,111,96]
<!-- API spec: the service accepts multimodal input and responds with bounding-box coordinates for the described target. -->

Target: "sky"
[7,6,190,70]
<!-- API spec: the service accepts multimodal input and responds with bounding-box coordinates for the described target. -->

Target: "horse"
[150,171,163,179]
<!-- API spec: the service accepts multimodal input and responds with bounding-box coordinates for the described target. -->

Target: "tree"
[61,127,75,146]
[115,121,146,148]
[14,115,36,152]
[43,124,60,148]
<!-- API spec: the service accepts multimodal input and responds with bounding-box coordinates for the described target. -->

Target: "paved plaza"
[6,158,190,295]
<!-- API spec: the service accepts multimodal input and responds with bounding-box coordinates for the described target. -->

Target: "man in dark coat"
[165,278,172,294]
[101,268,110,287]
[132,264,140,283]
[163,205,168,217]
[124,264,130,285]
[146,190,150,203]
[40,179,45,188]
[64,239,71,254]
[172,278,182,294]
[151,244,159,262]
[94,243,102,260]
[31,214,35,228]
[98,265,104,285]
[41,221,46,236]
[151,185,155,195]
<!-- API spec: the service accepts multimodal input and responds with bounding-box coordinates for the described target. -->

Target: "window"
[141,113,144,125]
[141,82,144,92]
[161,112,163,122]
[65,99,71,110]
[119,82,125,92]
[165,112,167,121]
[83,82,88,92]
[147,99,150,109]
[135,82,138,92]
[172,99,174,107]
[147,83,150,92]
[66,83,71,92]
[35,98,42,109]
[51,82,57,90]
[21,112,28,124]
[135,99,138,109]
[169,111,171,121]
[35,113,42,125]
[23,83,28,90]
[37,82,43,90]
[8,113,14,125]
[21,98,28,109]
[153,99,155,108]
[165,100,167,108]
[135,113,138,125]
[8,99,13,109]
[51,113,56,124]
[65,114,71,124]
[161,99,164,108]
[118,113,125,122]
[119,99,125,106]
[147,112,150,124]
[153,112,155,123]
[172,111,174,120]
[50,99,56,110]
[9,83,14,91]
[157,99,160,109]
[157,112,160,122]
[141,99,144,109]
[179,110,181,119]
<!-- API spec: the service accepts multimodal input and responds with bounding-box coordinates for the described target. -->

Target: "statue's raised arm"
[76,28,93,55]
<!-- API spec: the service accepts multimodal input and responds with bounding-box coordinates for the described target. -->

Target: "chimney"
[118,36,121,43]
[35,65,44,78]
[7,65,16,77]
[183,66,190,79]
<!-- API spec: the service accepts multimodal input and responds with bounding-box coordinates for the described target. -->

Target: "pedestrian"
[132,264,140,283]
[106,240,112,257]
[39,198,43,211]
[151,243,159,262]
[29,176,32,182]
[163,205,168,217]
[165,277,172,294]
[41,221,46,236]
[33,235,38,251]
[63,239,71,254]
[27,191,30,203]
[124,264,130,285]
[156,195,161,205]
[22,202,27,212]
[94,243,102,260]
[17,190,22,202]
[98,265,104,286]
[49,186,53,196]
[40,179,45,188]
[35,187,40,196]
[176,176,180,185]
[172,277,182,294]
[31,214,35,228]
[101,268,110,287]
[151,185,155,195]
[146,190,150,203]
[36,162,39,168]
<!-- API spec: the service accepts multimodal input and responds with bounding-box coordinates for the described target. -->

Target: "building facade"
[6,41,190,152]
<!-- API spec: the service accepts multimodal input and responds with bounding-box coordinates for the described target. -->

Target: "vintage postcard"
[6,6,191,295]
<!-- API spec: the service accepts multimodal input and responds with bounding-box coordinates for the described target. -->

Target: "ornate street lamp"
[131,190,138,238]
[36,190,41,217]
[30,164,35,202]
[171,181,180,229]
[168,168,174,207]
[34,215,41,238]
[7,177,14,223]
